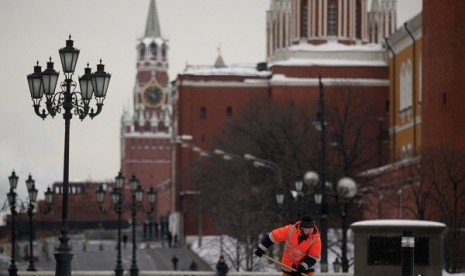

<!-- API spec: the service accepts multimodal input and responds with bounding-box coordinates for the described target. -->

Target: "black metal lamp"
[26,63,44,101]
[44,187,54,207]
[78,65,94,102]
[25,175,35,192]
[9,171,18,190]
[129,175,139,191]
[135,186,144,203]
[27,36,111,276]
[96,186,105,205]
[7,171,18,276]
[59,36,80,74]
[25,175,38,271]
[115,171,125,189]
[147,187,156,205]
[41,58,59,96]
[91,60,111,100]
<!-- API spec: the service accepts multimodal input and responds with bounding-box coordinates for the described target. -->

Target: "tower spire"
[145,0,161,38]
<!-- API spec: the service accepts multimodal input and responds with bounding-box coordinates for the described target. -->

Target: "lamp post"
[312,75,329,272]
[97,173,156,276]
[27,36,111,276]
[24,175,38,271]
[96,172,126,276]
[128,175,156,276]
[336,177,357,273]
[5,171,19,276]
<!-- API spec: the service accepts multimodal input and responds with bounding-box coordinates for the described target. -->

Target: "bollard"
[401,230,415,276]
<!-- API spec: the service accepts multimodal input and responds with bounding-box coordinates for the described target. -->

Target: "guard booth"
[351,220,446,276]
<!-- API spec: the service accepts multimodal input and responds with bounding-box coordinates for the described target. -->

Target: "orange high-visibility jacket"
[269,222,321,271]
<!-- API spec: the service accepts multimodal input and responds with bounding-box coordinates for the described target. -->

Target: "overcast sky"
[0,0,421,204]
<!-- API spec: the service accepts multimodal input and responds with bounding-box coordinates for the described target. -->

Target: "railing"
[18,271,353,276]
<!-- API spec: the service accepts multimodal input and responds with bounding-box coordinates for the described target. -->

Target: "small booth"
[352,220,446,276]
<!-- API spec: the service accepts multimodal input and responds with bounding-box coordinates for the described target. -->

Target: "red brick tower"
[120,0,172,220]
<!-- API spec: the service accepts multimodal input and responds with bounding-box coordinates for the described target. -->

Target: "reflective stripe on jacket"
[269,222,321,271]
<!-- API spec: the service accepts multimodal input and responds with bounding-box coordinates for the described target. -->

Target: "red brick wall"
[422,0,465,149]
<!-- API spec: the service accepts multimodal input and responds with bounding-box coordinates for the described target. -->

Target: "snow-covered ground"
[188,235,465,276]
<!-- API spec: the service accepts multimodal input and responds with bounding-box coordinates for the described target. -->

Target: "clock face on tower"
[141,83,165,108]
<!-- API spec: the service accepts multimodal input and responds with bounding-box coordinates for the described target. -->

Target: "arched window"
[400,60,413,112]
[139,43,146,59]
[328,0,337,36]
[162,43,167,61]
[200,106,207,119]
[226,106,232,118]
[150,41,157,57]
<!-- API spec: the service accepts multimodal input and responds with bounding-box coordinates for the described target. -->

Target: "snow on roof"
[183,64,271,77]
[270,41,387,67]
[272,57,387,67]
[352,219,446,228]
[271,74,389,87]
[289,41,384,52]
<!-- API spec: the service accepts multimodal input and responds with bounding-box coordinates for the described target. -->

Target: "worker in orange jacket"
[254,216,321,276]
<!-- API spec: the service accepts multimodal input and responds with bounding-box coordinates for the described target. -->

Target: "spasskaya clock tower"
[120,0,172,221]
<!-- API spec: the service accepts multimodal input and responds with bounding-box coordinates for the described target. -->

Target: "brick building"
[172,0,395,238]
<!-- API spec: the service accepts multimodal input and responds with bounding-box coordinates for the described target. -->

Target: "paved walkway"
[2,238,212,272]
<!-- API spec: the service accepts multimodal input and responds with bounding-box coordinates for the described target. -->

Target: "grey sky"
[0,0,421,204]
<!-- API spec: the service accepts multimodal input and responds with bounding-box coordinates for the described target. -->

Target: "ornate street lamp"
[96,172,156,276]
[337,177,357,272]
[25,175,38,271]
[96,171,125,276]
[27,36,111,276]
[6,171,19,276]
[128,175,156,276]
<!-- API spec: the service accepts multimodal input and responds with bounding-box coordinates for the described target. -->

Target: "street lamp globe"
[303,171,319,187]
[337,177,357,199]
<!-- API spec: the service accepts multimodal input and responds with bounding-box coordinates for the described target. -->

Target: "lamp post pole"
[7,171,19,276]
[130,186,138,276]
[27,36,111,276]
[25,175,38,271]
[317,75,328,272]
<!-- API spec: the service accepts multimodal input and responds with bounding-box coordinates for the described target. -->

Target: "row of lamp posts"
[96,172,156,276]
[3,171,54,276]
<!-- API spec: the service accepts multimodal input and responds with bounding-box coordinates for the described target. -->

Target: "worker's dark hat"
[300,215,315,228]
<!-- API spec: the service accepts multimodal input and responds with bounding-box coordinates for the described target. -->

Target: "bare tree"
[421,147,465,273]
[196,87,387,271]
